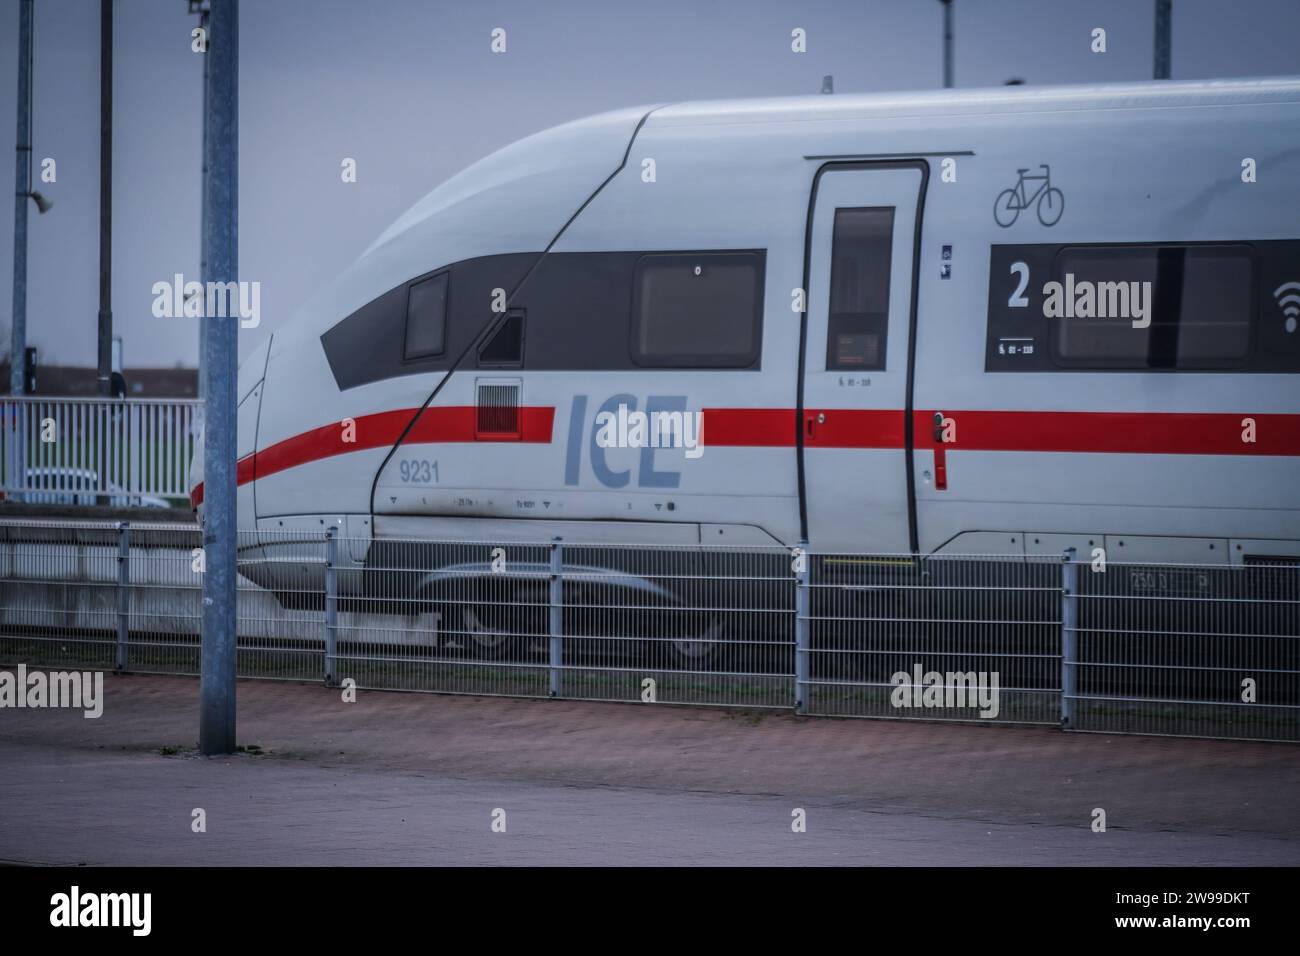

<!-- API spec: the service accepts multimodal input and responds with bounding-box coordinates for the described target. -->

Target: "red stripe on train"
[911,410,1300,456]
[189,406,1300,510]
[702,408,905,448]
[702,408,1300,454]
[189,405,555,508]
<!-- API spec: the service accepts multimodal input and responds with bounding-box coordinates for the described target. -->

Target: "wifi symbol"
[1275,281,1300,334]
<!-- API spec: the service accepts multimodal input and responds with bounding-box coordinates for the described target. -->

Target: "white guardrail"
[0,396,202,506]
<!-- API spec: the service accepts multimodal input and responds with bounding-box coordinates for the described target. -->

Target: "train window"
[631,252,763,368]
[825,207,894,371]
[403,271,449,360]
[1051,245,1254,369]
[478,309,525,367]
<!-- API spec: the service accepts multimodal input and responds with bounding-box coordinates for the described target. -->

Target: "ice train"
[190,78,1300,622]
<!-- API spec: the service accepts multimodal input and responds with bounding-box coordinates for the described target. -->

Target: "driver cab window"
[403,272,448,360]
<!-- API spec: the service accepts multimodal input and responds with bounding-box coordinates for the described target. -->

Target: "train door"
[800,162,925,553]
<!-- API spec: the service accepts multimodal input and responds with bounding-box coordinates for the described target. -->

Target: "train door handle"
[805,411,825,440]
[932,412,949,490]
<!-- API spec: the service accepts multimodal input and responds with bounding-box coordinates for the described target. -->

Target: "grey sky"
[1,0,1297,368]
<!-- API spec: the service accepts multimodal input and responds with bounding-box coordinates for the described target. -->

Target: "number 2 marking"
[1008,261,1029,308]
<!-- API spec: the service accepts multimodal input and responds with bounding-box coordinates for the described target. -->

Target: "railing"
[0,396,201,506]
[0,518,1295,742]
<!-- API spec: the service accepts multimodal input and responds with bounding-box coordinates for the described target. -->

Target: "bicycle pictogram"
[994,164,1064,227]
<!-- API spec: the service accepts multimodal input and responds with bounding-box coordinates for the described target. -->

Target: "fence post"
[548,537,563,698]
[1060,546,1078,729]
[324,527,337,686]
[794,541,810,715]
[115,521,130,671]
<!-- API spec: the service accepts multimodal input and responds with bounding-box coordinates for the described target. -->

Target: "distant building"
[0,362,198,398]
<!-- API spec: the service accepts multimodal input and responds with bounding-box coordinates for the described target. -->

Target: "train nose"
[188,428,205,513]
[189,335,270,517]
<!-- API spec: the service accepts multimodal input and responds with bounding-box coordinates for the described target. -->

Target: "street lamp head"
[29,191,53,214]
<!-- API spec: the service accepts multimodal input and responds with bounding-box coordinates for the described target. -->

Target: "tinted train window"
[1052,245,1253,369]
[403,272,448,360]
[631,252,763,368]
[826,207,894,371]
[984,241,1296,373]
[479,310,525,367]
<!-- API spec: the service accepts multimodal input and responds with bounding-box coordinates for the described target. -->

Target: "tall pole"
[96,0,113,505]
[199,0,238,756]
[97,0,112,398]
[198,6,209,408]
[1154,0,1172,79]
[941,0,954,89]
[11,0,33,398]
[9,0,33,501]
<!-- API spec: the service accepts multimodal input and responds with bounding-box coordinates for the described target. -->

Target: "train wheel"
[667,614,725,669]
[461,604,515,658]
[459,583,541,660]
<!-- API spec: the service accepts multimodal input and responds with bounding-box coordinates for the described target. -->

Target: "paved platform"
[1,674,1297,865]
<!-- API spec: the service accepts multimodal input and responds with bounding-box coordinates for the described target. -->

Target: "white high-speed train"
[191,77,1300,598]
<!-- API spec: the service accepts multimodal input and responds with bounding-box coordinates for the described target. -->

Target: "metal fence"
[0,396,201,505]
[0,518,1295,742]
[1067,559,1300,740]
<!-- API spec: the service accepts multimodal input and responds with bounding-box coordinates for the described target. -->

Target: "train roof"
[646,76,1300,128]
[369,76,1300,258]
